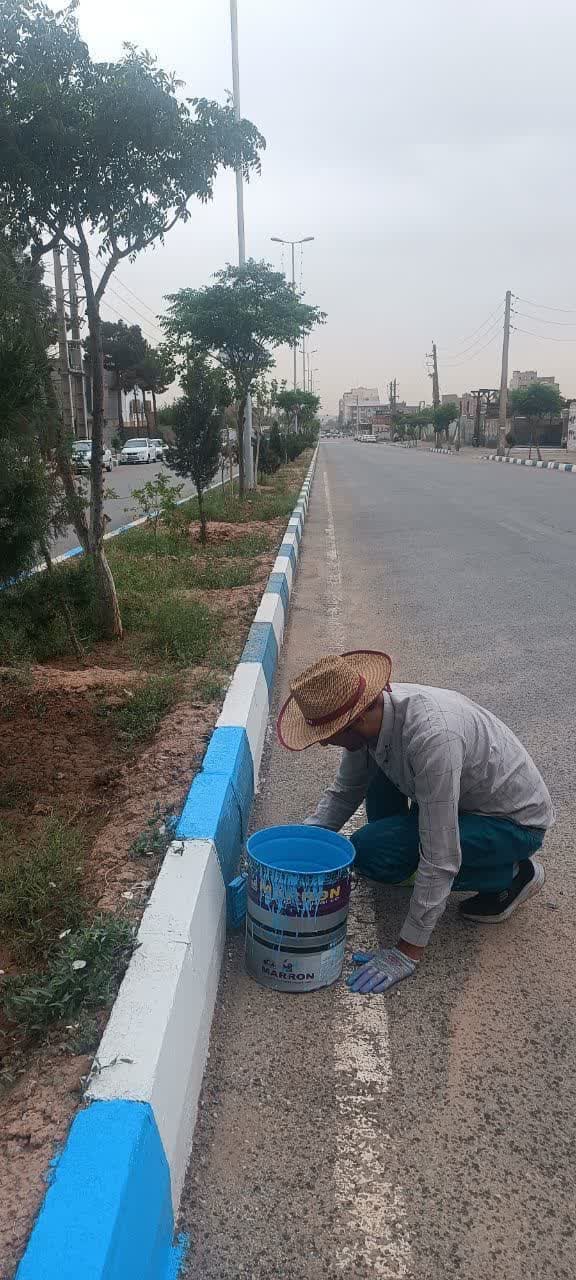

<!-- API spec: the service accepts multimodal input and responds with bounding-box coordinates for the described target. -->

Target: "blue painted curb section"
[16,448,319,1280]
[482,453,576,473]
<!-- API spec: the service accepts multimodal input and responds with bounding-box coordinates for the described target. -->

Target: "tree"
[166,359,231,542]
[0,239,54,583]
[0,1,264,636]
[509,382,563,461]
[432,402,458,447]
[100,321,147,433]
[275,388,320,431]
[131,346,175,430]
[164,260,325,496]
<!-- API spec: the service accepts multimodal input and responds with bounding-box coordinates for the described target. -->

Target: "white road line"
[322,464,412,1276]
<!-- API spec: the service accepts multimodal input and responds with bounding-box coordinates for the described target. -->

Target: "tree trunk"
[41,540,85,663]
[237,397,246,498]
[116,369,124,430]
[255,424,262,483]
[77,238,123,639]
[94,545,123,637]
[152,388,158,430]
[134,391,140,430]
[197,488,207,544]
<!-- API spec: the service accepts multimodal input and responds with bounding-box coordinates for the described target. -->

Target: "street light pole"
[270,234,314,393]
[229,0,254,489]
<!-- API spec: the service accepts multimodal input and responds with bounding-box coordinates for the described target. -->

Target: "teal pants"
[350,771,545,893]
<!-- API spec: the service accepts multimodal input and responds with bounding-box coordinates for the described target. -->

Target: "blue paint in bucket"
[245,825,355,992]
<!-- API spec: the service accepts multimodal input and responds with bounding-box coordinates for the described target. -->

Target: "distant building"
[442,393,460,408]
[339,386,380,428]
[510,370,560,392]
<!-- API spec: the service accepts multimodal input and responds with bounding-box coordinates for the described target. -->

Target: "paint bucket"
[245,825,355,992]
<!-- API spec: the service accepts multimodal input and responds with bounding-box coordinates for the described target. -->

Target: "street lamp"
[230,0,254,488]
[307,348,318,392]
[270,236,314,390]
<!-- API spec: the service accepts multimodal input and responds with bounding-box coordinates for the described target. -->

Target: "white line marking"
[322,466,412,1275]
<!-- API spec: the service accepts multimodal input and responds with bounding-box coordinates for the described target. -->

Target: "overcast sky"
[74,0,576,413]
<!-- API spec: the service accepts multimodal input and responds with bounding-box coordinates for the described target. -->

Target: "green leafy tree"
[166,359,231,542]
[164,260,325,497]
[509,382,563,460]
[0,0,264,636]
[275,388,320,431]
[432,402,458,446]
[100,321,147,434]
[131,346,175,431]
[0,240,54,583]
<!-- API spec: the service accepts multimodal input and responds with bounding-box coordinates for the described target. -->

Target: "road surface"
[51,461,228,557]
[179,442,576,1280]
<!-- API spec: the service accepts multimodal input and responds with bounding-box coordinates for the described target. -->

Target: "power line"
[437,302,503,352]
[511,325,576,344]
[442,328,501,368]
[513,310,576,328]
[87,247,161,321]
[514,295,576,315]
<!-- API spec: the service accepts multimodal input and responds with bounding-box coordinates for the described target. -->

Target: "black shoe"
[459,857,545,923]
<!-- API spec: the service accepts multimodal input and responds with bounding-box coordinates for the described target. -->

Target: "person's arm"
[398,722,466,950]
[304,747,374,831]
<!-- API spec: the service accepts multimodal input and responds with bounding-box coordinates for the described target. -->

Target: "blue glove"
[346,947,416,994]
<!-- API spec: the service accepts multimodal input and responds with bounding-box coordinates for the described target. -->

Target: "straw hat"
[277,650,392,751]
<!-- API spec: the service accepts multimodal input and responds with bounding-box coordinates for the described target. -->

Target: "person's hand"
[346,946,417,994]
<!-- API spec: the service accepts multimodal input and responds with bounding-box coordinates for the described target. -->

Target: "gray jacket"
[305,683,554,945]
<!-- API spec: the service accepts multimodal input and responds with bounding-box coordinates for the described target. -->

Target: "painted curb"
[482,453,576,474]
[16,449,319,1280]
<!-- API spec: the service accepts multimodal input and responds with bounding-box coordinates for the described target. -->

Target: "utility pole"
[302,332,307,396]
[53,248,74,438]
[427,343,440,408]
[389,378,397,410]
[498,289,512,454]
[66,248,88,439]
[229,0,254,488]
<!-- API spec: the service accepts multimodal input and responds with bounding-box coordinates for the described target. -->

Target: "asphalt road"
[179,442,576,1280]
[52,461,206,556]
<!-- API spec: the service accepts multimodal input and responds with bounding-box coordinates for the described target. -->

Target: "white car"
[149,438,165,461]
[72,439,113,473]
[120,437,155,464]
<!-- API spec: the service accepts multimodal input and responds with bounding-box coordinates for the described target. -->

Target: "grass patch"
[1,915,135,1036]
[109,552,254,595]
[143,596,219,664]
[102,675,180,746]
[0,817,86,959]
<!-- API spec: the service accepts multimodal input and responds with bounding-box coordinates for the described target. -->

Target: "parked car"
[119,437,155,464]
[149,438,165,461]
[72,439,113,473]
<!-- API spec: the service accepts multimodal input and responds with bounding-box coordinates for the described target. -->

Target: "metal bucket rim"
[247,824,355,875]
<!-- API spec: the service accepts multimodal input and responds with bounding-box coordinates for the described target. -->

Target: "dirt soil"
[0,590,273,1273]
[0,469,310,1276]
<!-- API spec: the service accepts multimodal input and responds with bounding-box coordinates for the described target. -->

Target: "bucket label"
[252,940,346,989]
[249,866,351,919]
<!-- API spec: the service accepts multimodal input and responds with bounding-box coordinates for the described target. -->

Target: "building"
[339,386,380,428]
[510,370,560,392]
[442,393,460,408]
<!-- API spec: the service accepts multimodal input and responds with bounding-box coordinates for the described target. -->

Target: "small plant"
[128,473,184,561]
[192,673,226,703]
[0,817,86,958]
[104,674,180,746]
[129,806,176,859]
[1,915,135,1036]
